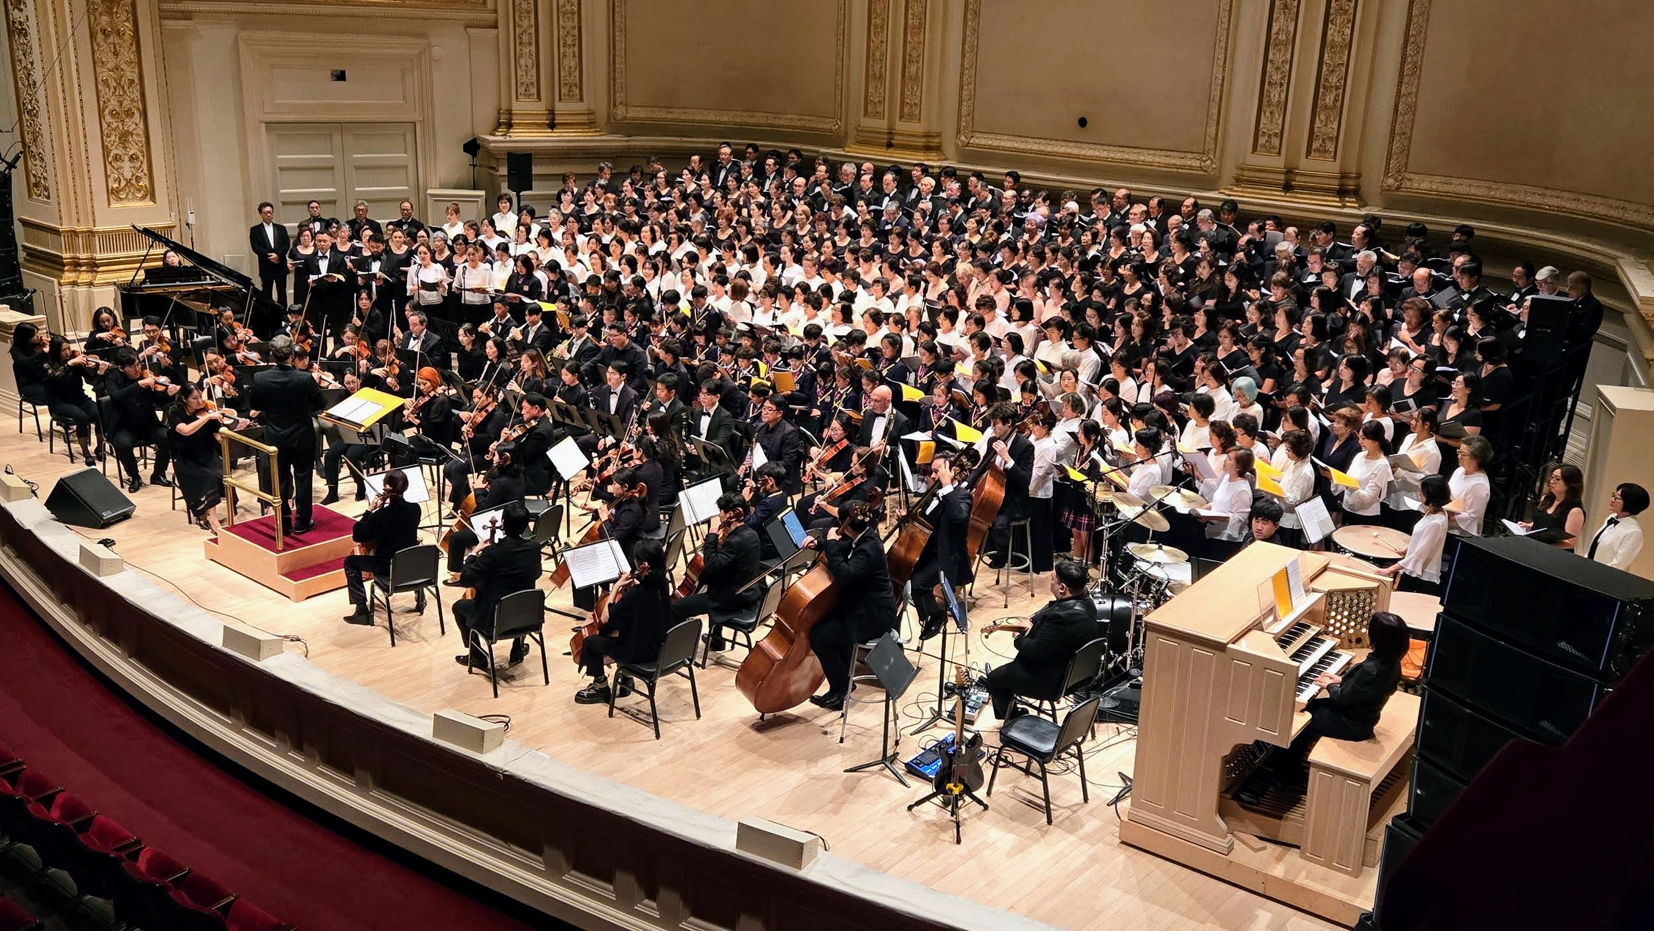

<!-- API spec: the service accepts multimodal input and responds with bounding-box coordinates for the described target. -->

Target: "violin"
[803,437,848,485]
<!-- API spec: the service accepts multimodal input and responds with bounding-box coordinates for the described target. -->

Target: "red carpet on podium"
[221,504,355,552]
[0,583,545,930]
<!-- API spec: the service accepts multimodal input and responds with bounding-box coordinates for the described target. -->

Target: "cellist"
[442,443,525,582]
[911,448,977,640]
[798,501,896,711]
[573,538,671,705]
[670,493,761,654]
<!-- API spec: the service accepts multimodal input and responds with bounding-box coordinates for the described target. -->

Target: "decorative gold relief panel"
[1252,0,1299,157]
[1304,0,1356,161]
[89,0,155,206]
[3,0,50,201]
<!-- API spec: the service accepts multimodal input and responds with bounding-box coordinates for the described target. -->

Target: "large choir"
[11,146,1646,753]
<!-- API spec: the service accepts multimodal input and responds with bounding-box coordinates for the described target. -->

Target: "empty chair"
[0,895,42,931]
[166,871,237,929]
[117,847,191,930]
[0,744,20,778]
[369,544,445,647]
[465,588,549,698]
[226,898,295,931]
[0,771,61,851]
[987,697,1101,825]
[74,814,141,899]
[609,619,702,740]
[25,791,94,874]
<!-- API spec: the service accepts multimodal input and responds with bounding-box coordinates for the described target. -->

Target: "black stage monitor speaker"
[1415,687,1534,784]
[46,468,135,528]
[1520,295,1572,364]
[1442,535,1654,682]
[507,152,533,193]
[1426,612,1606,745]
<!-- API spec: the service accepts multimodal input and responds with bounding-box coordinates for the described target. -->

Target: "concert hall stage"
[0,439,1348,931]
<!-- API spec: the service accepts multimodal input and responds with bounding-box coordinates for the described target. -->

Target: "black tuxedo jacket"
[589,383,639,428]
[250,222,291,275]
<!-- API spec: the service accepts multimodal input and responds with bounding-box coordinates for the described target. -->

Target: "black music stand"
[844,633,918,786]
[908,570,970,736]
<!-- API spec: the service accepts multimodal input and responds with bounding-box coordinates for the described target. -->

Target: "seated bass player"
[800,502,895,711]
[911,448,977,640]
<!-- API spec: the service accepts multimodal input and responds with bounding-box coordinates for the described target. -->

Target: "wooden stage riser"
[204,530,354,602]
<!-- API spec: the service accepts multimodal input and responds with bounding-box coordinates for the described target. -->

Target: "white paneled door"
[267,122,418,227]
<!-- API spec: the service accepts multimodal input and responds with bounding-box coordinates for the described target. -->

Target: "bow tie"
[1607,517,1620,527]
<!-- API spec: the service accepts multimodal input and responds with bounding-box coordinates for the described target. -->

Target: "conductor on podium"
[250,336,323,534]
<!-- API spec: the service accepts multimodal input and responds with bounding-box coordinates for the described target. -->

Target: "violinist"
[441,384,509,511]
[798,501,896,712]
[546,366,588,442]
[348,286,385,341]
[41,333,105,466]
[342,469,424,626]
[168,383,247,534]
[84,307,129,358]
[513,392,557,496]
[586,434,664,536]
[573,537,671,705]
[137,317,187,385]
[671,494,761,653]
[9,321,50,409]
[365,339,405,396]
[104,347,177,493]
[291,345,340,391]
[640,413,685,507]
[444,442,525,580]
[197,351,243,405]
[802,413,856,489]
[212,308,255,352]
[399,366,456,463]
[220,329,263,366]
[800,445,885,532]
[328,325,371,367]
[280,304,318,355]
[911,448,977,640]
[320,370,372,504]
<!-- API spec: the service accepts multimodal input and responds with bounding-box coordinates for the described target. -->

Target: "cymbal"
[1150,485,1209,510]
[1110,492,1145,510]
[1127,542,1189,565]
[1118,504,1171,533]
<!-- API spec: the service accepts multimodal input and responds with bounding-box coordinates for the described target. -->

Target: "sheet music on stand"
[363,466,431,504]
[563,539,630,589]
[1294,497,1335,544]
[547,435,589,482]
[750,441,769,471]
[899,447,926,493]
[679,476,725,525]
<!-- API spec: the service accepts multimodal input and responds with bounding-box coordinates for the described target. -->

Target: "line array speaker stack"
[1368,535,1654,928]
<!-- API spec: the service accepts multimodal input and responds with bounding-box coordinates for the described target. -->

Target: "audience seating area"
[0,742,295,931]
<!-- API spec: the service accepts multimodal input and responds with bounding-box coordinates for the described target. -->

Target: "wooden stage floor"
[3,435,1340,931]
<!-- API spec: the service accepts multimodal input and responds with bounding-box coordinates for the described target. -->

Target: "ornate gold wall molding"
[1305,0,1356,161]
[956,0,1232,173]
[3,0,49,202]
[88,0,155,206]
[1381,0,1652,230]
[1251,0,1299,157]
[609,0,848,133]
[513,0,538,100]
[555,0,581,101]
[158,1,494,23]
[896,0,925,123]
[863,0,888,119]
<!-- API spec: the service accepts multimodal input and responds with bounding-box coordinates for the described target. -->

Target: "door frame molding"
[237,32,435,227]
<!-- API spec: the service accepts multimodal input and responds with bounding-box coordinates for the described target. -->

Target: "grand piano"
[118,225,284,341]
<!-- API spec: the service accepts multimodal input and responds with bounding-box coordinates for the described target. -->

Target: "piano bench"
[1300,690,1420,877]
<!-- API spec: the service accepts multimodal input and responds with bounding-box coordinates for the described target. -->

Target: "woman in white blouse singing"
[406,244,448,309]
[1126,427,1167,500]
[1447,435,1493,536]
[1383,474,1452,595]
[1200,447,1256,543]
[1339,421,1394,526]
[1273,429,1317,545]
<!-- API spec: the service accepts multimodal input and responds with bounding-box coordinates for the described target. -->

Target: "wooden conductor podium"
[1119,543,1416,925]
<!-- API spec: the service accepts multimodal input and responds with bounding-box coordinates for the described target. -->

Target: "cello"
[735,505,881,715]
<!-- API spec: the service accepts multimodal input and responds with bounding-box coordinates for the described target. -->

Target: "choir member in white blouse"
[1338,421,1394,526]
[1446,435,1493,535]
[1382,475,1451,595]
[1200,448,1255,542]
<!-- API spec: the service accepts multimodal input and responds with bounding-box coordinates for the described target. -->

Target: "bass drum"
[1090,594,1135,656]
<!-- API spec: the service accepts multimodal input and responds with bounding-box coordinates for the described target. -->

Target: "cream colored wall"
[158,7,497,281]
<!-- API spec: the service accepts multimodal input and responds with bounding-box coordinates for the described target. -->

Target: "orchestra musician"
[103,348,178,493]
[686,379,735,475]
[32,332,105,466]
[911,449,976,640]
[167,383,248,534]
[982,559,1099,723]
[750,396,804,495]
[398,367,455,465]
[364,339,406,396]
[248,337,324,535]
[197,351,244,406]
[798,502,895,712]
[84,307,130,358]
[440,384,511,510]
[572,467,650,612]
[573,538,672,705]
[1236,611,1408,804]
[799,445,885,532]
[453,501,543,669]
[342,469,424,626]
[975,402,1036,570]
[641,373,688,439]
[136,317,187,385]
[856,385,910,459]
[320,370,372,504]
[744,462,790,563]
[671,494,762,653]
[513,393,558,497]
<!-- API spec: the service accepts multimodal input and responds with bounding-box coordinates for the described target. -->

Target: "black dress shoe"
[508,644,529,666]
[343,608,374,625]
[575,682,613,704]
[815,693,846,711]
[149,473,173,488]
[291,520,315,535]
[354,486,367,501]
[125,477,143,493]
[455,652,490,668]
[319,489,340,505]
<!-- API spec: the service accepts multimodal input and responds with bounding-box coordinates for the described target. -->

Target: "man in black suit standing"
[250,201,291,307]
[709,142,738,190]
[802,502,896,710]
[303,230,353,351]
[452,502,542,668]
[250,336,324,534]
[976,402,1035,570]
[983,559,1099,722]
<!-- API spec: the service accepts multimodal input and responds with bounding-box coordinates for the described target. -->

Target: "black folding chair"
[987,696,1101,824]
[466,589,548,698]
[371,544,445,647]
[610,619,702,739]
